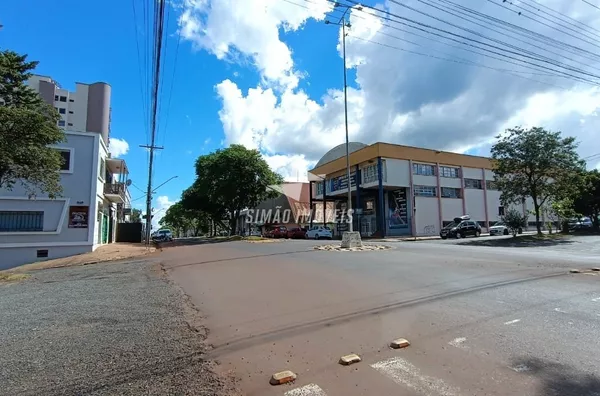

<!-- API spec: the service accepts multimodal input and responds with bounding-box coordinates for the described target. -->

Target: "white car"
[489,222,510,236]
[306,226,332,240]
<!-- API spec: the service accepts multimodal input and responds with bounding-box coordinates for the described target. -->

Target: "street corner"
[339,354,362,365]
[270,370,297,385]
[389,338,411,349]
[313,244,392,252]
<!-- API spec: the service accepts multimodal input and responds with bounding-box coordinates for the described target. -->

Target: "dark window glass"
[58,150,71,171]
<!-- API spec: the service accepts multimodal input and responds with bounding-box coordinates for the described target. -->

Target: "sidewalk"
[5,243,156,273]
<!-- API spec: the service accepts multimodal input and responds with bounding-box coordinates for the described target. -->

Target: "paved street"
[162,237,600,396]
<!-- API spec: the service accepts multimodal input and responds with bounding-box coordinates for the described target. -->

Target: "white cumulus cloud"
[152,195,175,230]
[178,0,600,179]
[108,138,130,158]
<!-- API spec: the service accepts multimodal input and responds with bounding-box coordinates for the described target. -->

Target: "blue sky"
[3,0,600,223]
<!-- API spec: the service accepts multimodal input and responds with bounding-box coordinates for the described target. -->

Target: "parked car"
[569,217,593,230]
[271,226,288,238]
[489,221,523,236]
[248,229,262,237]
[153,229,173,242]
[440,216,481,239]
[306,226,333,240]
[286,227,307,239]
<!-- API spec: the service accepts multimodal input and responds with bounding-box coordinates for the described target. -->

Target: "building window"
[57,149,72,171]
[58,120,66,127]
[440,166,460,178]
[69,99,74,102]
[498,206,505,216]
[59,96,67,102]
[67,123,73,126]
[486,180,498,190]
[464,178,483,189]
[441,187,461,198]
[69,110,74,114]
[362,164,378,183]
[0,211,44,232]
[99,158,106,181]
[412,163,436,176]
[54,95,59,101]
[58,108,66,114]
[414,185,437,197]
[37,249,49,258]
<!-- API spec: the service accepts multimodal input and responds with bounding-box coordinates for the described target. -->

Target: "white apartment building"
[0,75,131,270]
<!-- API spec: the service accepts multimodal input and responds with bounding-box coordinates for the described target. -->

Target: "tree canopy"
[182,145,283,234]
[130,208,142,223]
[573,170,600,230]
[159,201,210,237]
[0,50,65,197]
[491,126,584,235]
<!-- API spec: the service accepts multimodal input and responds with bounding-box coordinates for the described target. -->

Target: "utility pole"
[325,3,362,244]
[140,144,163,243]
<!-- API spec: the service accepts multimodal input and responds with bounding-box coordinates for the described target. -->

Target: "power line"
[335,0,600,85]
[581,0,600,12]
[346,34,567,89]
[416,0,600,72]
[144,0,167,243]
[384,0,600,80]
[519,0,600,37]
[289,0,597,84]
[431,0,600,63]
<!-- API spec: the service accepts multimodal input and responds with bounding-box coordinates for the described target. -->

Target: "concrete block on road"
[570,269,582,273]
[341,232,363,248]
[390,338,411,349]
[270,370,297,385]
[339,354,361,365]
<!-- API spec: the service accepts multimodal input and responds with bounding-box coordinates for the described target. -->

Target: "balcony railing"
[104,182,126,202]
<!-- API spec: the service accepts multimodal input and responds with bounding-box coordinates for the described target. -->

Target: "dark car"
[271,226,288,238]
[286,227,307,239]
[440,216,482,239]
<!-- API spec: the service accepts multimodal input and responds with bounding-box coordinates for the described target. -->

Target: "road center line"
[371,356,460,396]
[504,319,521,325]
[284,383,327,396]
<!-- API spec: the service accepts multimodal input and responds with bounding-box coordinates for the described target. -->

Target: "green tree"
[491,126,584,235]
[130,208,142,223]
[573,169,600,231]
[0,50,65,197]
[184,145,283,234]
[501,208,527,237]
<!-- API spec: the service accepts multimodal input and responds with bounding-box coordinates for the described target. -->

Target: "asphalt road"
[162,238,600,396]
[0,259,236,396]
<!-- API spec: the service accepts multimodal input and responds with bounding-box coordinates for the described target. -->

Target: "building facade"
[0,76,130,270]
[309,142,543,238]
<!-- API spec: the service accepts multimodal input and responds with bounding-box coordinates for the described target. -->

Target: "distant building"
[309,142,543,238]
[0,75,131,270]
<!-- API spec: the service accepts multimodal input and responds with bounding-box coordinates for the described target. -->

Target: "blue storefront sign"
[329,172,357,193]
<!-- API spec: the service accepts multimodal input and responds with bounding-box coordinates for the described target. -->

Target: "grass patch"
[0,273,30,283]
[460,232,573,248]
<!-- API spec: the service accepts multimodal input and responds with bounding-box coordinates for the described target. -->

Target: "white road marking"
[511,364,531,373]
[504,319,521,325]
[592,296,600,302]
[284,383,327,396]
[372,356,460,396]
[448,337,467,348]
[554,308,567,313]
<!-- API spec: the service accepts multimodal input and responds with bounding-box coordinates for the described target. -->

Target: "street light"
[325,3,362,245]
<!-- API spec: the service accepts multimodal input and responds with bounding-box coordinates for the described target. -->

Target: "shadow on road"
[458,235,576,248]
[161,236,243,248]
[511,357,600,396]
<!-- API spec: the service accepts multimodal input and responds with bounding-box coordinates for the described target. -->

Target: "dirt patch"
[5,243,156,273]
[0,273,30,283]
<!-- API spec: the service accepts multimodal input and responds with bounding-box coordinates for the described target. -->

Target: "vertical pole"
[342,20,352,232]
[145,150,154,244]
[377,157,385,237]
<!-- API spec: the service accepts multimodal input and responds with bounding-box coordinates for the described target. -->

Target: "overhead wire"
[332,0,600,85]
[518,0,600,37]
[433,0,600,63]
[581,0,600,12]
[383,0,600,80]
